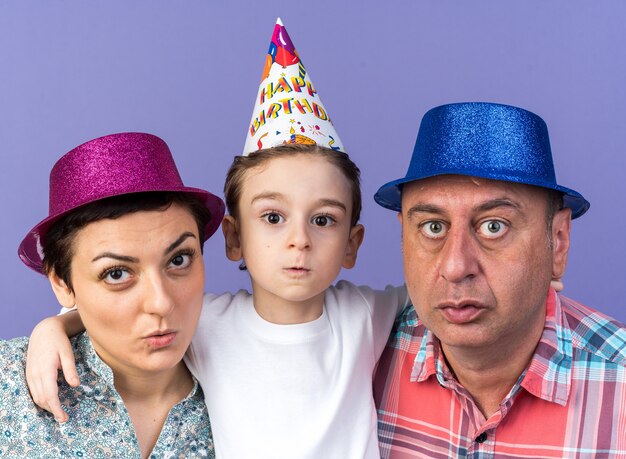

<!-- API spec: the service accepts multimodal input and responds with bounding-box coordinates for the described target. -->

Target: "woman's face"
[50,203,205,377]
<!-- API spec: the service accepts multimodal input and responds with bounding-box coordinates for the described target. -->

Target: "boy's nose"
[288,220,311,250]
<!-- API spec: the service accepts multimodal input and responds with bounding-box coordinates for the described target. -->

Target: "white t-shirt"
[185,281,407,459]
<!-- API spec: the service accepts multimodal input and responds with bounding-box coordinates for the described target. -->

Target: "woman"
[0,133,224,458]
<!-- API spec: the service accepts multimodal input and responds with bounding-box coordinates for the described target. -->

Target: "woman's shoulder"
[0,335,29,361]
[0,336,32,388]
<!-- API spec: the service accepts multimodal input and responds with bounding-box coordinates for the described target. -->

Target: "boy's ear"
[342,224,365,269]
[222,215,243,262]
[48,271,75,309]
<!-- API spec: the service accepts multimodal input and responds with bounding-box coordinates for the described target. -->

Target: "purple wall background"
[1,2,624,339]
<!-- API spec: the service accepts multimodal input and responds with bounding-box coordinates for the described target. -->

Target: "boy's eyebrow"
[318,199,347,213]
[251,193,347,213]
[250,192,283,204]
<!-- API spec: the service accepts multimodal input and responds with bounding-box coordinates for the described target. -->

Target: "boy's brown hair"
[224,144,362,226]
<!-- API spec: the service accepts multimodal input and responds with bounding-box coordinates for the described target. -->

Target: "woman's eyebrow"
[164,232,197,255]
[91,253,139,263]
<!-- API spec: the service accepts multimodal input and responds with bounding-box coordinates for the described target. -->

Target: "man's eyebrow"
[406,204,444,219]
[91,232,197,263]
[406,199,522,218]
[475,198,522,213]
[164,232,197,255]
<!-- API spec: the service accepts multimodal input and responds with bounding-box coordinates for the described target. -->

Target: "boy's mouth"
[284,266,311,275]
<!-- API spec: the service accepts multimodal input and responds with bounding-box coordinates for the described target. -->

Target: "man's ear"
[48,271,75,309]
[342,224,365,269]
[222,215,243,262]
[551,208,572,281]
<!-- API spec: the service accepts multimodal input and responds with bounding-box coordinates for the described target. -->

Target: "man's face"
[399,175,571,355]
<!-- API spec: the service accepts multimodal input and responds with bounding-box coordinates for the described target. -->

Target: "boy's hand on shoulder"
[26,314,81,423]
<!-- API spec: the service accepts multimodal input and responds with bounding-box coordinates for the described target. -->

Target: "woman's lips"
[144,331,177,348]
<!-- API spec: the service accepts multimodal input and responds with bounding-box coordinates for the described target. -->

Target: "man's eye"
[263,213,284,224]
[421,221,447,239]
[478,220,507,238]
[312,215,335,227]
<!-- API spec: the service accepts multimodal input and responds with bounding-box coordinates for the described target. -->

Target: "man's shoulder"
[559,294,626,367]
[385,304,423,345]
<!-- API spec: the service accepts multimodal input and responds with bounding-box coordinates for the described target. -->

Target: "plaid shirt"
[374,290,626,458]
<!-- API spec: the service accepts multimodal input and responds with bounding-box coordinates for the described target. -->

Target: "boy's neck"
[252,289,325,324]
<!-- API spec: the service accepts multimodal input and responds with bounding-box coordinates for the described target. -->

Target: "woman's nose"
[142,273,175,317]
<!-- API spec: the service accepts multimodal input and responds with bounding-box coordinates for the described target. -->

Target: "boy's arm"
[25,310,85,422]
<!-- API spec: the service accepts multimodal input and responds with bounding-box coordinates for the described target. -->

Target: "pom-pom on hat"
[374,102,590,219]
[242,18,343,155]
[18,132,225,274]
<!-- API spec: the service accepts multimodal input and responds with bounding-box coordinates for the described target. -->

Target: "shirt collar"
[410,289,573,406]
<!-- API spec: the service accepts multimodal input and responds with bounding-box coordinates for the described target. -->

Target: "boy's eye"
[263,212,284,224]
[312,215,335,227]
[420,221,447,239]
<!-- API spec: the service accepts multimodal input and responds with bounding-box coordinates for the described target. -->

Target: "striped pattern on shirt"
[374,291,626,458]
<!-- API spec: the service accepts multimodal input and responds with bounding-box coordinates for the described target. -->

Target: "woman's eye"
[478,220,508,238]
[263,212,284,224]
[169,253,192,269]
[421,221,447,239]
[103,268,130,285]
[312,215,335,227]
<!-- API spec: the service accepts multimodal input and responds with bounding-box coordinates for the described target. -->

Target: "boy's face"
[224,154,363,323]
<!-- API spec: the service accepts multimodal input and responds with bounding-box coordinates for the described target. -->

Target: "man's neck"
[440,322,545,419]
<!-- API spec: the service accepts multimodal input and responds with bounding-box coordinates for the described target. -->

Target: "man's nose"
[438,227,480,283]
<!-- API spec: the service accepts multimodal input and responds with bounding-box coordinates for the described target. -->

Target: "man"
[373,102,626,458]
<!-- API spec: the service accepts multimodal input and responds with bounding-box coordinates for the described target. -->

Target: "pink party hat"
[243,18,344,155]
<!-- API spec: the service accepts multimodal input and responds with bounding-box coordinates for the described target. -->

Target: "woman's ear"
[342,224,365,269]
[48,271,76,309]
[222,215,243,262]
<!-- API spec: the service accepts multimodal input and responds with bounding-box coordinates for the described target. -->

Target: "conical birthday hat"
[243,18,344,155]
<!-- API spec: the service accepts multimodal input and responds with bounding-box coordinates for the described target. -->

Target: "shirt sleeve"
[370,284,410,361]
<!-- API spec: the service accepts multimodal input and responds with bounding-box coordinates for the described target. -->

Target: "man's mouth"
[437,301,486,324]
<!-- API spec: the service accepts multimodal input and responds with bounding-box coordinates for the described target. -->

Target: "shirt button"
[475,432,488,444]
